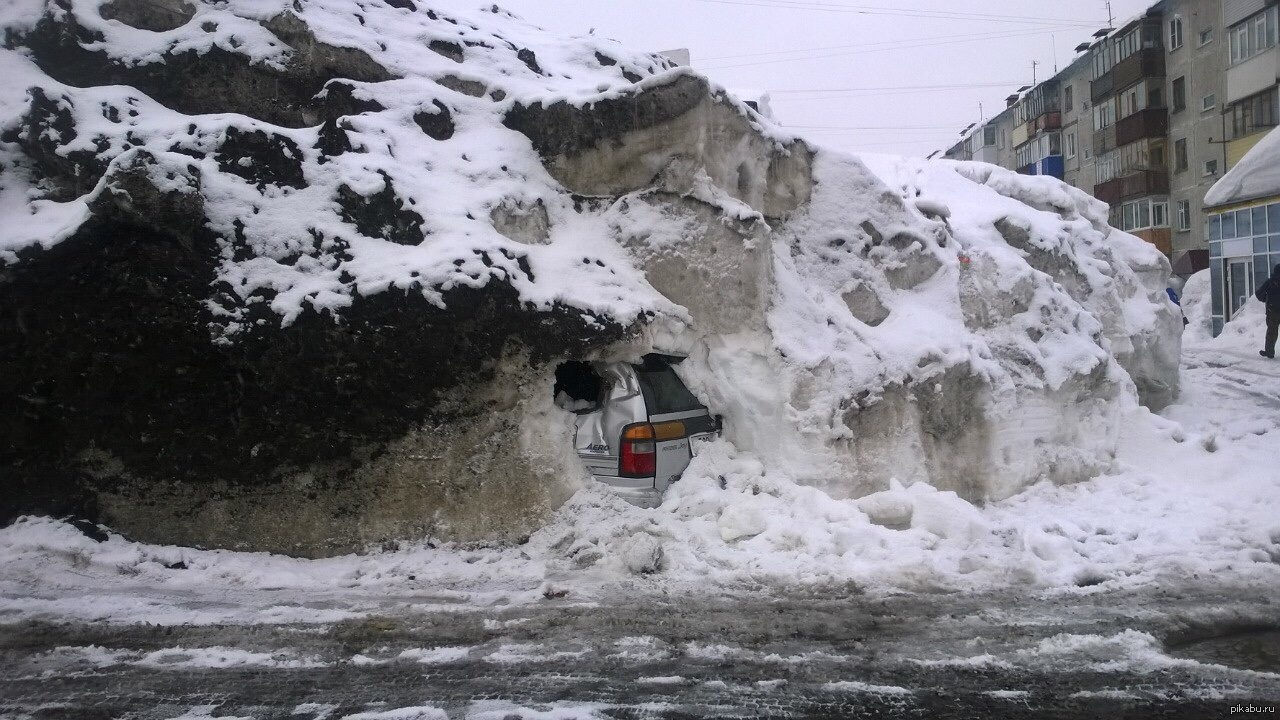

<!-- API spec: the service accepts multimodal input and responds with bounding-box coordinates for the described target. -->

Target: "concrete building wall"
[991,106,1017,169]
[1165,0,1228,260]
[1060,54,1095,188]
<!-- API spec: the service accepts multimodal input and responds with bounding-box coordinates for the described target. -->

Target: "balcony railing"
[1093,125,1118,156]
[1111,48,1165,93]
[1115,107,1169,146]
[1091,71,1114,103]
[1093,169,1169,205]
[1033,112,1062,132]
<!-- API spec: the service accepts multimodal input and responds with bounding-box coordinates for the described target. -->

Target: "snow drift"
[0,0,1180,554]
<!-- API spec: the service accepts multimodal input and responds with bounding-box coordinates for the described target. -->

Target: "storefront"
[1204,127,1280,336]
[1206,201,1280,335]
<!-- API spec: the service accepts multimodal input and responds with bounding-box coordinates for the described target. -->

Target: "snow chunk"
[1205,126,1280,208]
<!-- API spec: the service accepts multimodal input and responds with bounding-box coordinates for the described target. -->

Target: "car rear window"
[634,357,704,415]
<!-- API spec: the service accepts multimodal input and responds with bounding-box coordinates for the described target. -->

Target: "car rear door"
[632,356,714,492]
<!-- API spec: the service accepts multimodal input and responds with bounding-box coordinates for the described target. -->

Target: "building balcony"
[1017,155,1064,179]
[1093,125,1117,156]
[1094,170,1169,205]
[1226,46,1279,105]
[1227,128,1272,168]
[1111,48,1165,93]
[1011,122,1029,148]
[1130,227,1173,257]
[1091,71,1113,103]
[1032,111,1062,133]
[1115,108,1169,146]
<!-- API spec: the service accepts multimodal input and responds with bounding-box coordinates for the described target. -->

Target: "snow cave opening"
[553,361,604,414]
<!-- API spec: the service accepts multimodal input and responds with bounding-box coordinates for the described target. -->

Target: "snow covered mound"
[0,0,1180,554]
[673,155,1182,503]
[1181,269,1214,344]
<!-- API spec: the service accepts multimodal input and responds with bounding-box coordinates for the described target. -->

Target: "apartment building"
[936,0,1280,335]
[942,104,1015,165]
[943,121,1000,164]
[1091,11,1177,255]
[941,0,1279,281]
[1059,54,1096,190]
[1164,0,1227,275]
[1221,1,1279,168]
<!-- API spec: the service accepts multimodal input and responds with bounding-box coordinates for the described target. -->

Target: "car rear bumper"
[593,478,663,509]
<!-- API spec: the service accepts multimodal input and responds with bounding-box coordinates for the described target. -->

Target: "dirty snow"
[1,323,1276,621]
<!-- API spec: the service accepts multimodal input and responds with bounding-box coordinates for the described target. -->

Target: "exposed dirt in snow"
[3,0,1182,555]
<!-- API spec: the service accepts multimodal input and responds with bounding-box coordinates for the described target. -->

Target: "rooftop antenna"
[979,100,985,121]
[1031,60,1039,85]
[1052,34,1059,73]
[1106,1,1114,27]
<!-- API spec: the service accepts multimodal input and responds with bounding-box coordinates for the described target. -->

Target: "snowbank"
[1,0,1181,553]
[1181,269,1213,344]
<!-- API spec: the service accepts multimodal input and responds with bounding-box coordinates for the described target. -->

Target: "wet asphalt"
[2,580,1279,719]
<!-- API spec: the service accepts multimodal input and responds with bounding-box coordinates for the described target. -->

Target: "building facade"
[1222,0,1279,167]
[1013,79,1065,178]
[940,0,1280,336]
[1205,197,1280,333]
[1203,123,1280,334]
[1163,0,1228,273]
[1090,11,1175,255]
[1059,54,1097,190]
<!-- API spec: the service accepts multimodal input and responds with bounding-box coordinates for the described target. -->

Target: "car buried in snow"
[554,354,722,508]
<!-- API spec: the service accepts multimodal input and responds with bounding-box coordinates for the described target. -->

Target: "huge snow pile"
[1204,126,1280,208]
[0,0,1181,554]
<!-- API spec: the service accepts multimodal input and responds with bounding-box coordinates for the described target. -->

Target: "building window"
[1115,198,1171,231]
[1229,6,1279,65]
[1151,143,1165,169]
[1202,94,1216,112]
[1064,85,1074,112]
[1114,29,1141,64]
[1204,159,1218,176]
[1119,84,1148,118]
[1172,77,1186,111]
[1174,138,1188,172]
[1014,132,1063,169]
[1093,98,1116,130]
[1066,131,1077,159]
[1152,201,1168,228]
[1092,44,1114,79]
[1199,27,1213,46]
[1177,200,1191,231]
[1228,87,1279,138]
[1169,17,1184,50]
[1096,150,1119,184]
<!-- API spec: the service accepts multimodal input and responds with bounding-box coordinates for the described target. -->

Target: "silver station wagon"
[554,354,721,507]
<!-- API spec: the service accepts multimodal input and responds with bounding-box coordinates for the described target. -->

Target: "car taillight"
[619,423,657,477]
[652,420,686,440]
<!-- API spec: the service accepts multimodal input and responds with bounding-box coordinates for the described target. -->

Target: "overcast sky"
[431,0,1156,157]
